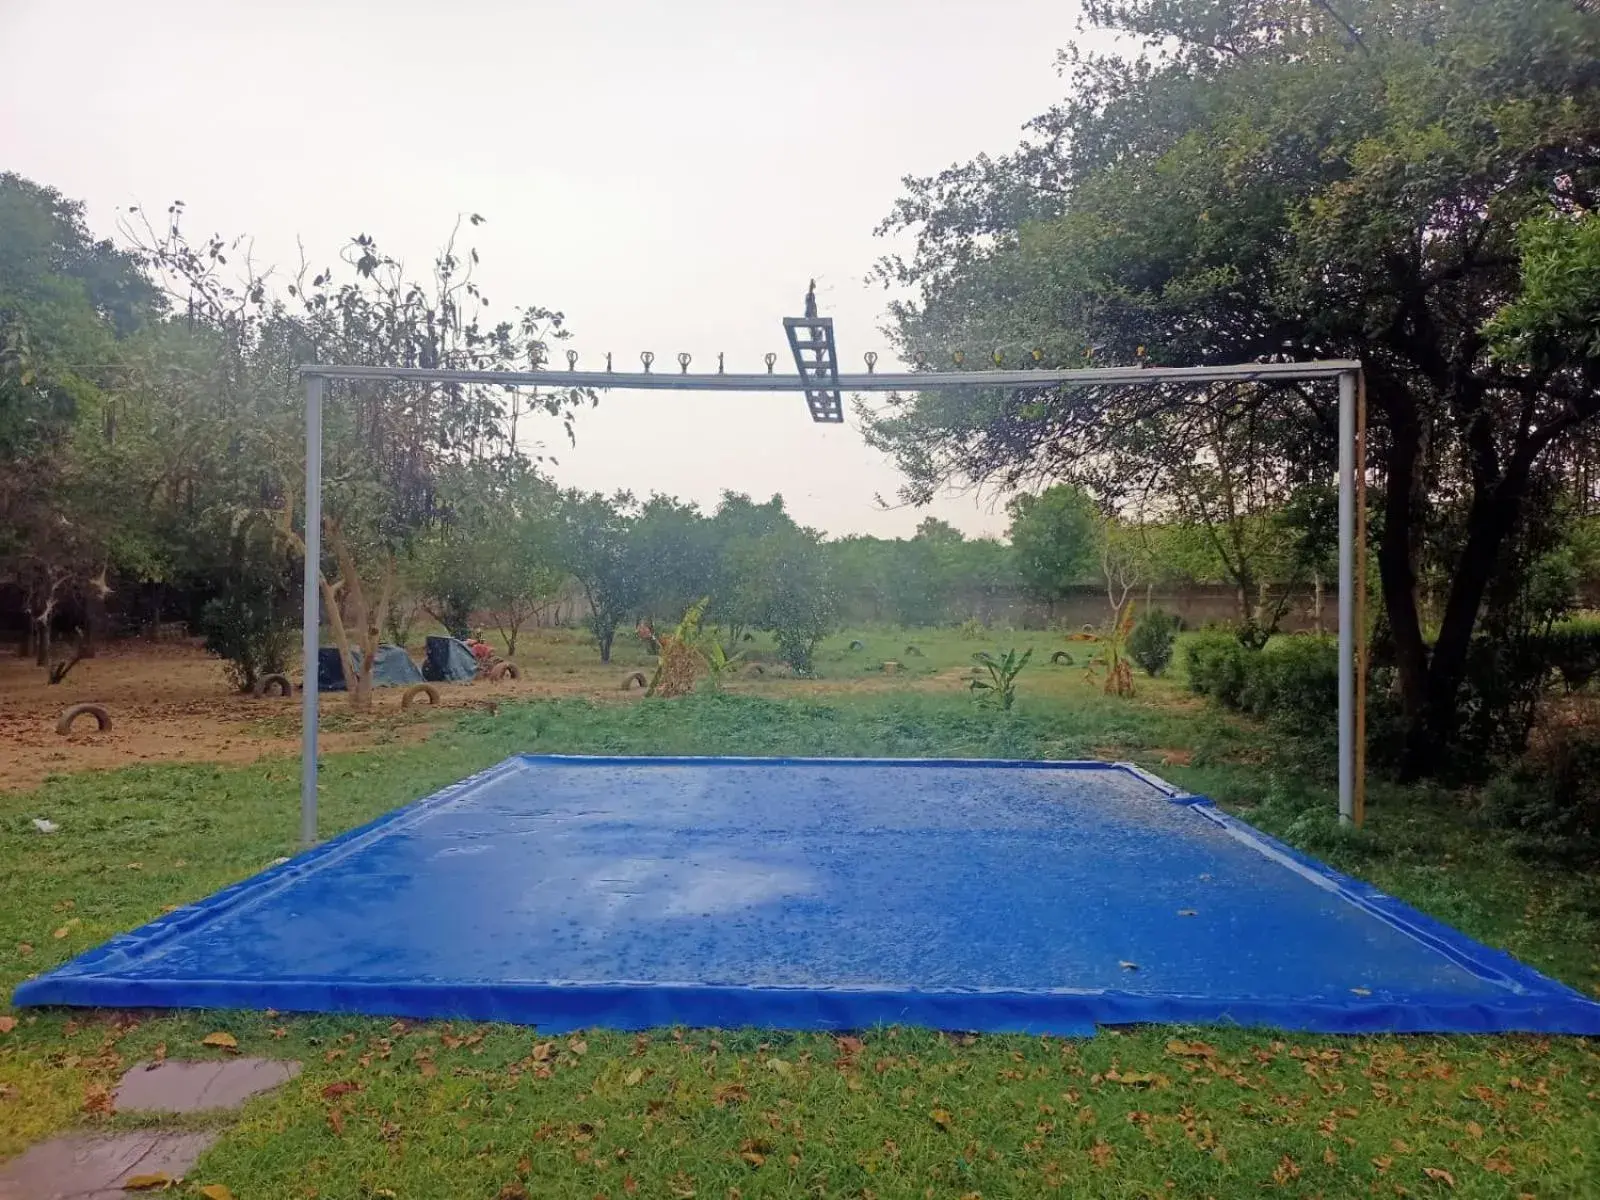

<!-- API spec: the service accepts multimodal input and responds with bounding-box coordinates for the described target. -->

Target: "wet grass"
[2,638,1598,1197]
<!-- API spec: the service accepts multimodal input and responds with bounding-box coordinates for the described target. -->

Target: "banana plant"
[968,647,1033,711]
[702,632,745,692]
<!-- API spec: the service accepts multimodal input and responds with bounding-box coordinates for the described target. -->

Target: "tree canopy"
[867,0,1600,773]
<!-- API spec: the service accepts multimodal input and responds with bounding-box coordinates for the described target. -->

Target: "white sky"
[1,0,1088,537]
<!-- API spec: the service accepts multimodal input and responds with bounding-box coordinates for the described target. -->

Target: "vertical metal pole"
[1337,371,1356,826]
[300,374,324,849]
[1354,373,1368,828]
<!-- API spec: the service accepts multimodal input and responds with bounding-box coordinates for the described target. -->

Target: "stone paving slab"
[113,1058,301,1113]
[0,1131,216,1199]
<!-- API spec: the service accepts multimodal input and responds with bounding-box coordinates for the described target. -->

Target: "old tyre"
[621,671,648,690]
[401,683,440,711]
[56,703,112,734]
[488,662,521,681]
[254,673,292,697]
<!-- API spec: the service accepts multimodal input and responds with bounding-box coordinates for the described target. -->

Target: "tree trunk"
[1402,469,1529,777]
[34,616,49,667]
[598,626,614,664]
[1375,403,1429,726]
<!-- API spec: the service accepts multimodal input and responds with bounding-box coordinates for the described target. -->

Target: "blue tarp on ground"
[422,636,478,683]
[316,644,424,692]
[17,757,1600,1035]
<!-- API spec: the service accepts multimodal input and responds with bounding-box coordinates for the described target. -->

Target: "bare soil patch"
[0,640,635,791]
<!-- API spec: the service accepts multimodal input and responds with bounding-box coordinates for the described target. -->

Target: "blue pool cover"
[16,756,1600,1036]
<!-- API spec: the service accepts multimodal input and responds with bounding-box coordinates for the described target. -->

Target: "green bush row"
[1183,631,1336,736]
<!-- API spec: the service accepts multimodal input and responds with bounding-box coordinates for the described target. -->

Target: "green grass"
[3,638,1598,1198]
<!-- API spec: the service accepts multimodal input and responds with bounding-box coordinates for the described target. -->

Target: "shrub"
[200,594,294,692]
[1481,724,1600,865]
[1128,609,1179,677]
[1450,634,1551,779]
[1184,631,1250,707]
[1543,618,1600,693]
[1239,636,1338,736]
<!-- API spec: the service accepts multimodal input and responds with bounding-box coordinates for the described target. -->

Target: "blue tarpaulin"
[422,636,478,683]
[16,757,1600,1035]
[316,643,424,692]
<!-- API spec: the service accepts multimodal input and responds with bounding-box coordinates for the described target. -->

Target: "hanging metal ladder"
[783,303,843,423]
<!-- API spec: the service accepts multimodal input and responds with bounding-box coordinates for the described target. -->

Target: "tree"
[1006,485,1099,613]
[554,490,642,663]
[0,174,166,665]
[479,475,565,657]
[728,525,837,672]
[631,495,716,623]
[868,0,1600,775]
[131,204,588,708]
[706,493,802,642]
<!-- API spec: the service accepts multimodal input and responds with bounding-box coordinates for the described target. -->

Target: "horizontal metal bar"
[299,360,1362,391]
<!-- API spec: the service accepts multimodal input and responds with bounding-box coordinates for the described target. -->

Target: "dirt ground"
[0,639,644,791]
[0,631,1040,790]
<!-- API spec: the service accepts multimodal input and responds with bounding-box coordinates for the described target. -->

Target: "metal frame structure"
[296,357,1366,848]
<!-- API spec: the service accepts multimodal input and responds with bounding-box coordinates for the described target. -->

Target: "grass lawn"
[3,627,1598,1198]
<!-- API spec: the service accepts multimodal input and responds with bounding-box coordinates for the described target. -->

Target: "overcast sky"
[2,0,1091,538]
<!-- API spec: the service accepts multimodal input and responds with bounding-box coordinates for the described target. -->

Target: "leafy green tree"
[869,0,1600,774]
[726,525,837,672]
[553,490,642,663]
[480,478,566,657]
[631,495,717,624]
[1007,486,1099,613]
[0,174,166,663]
[132,204,587,707]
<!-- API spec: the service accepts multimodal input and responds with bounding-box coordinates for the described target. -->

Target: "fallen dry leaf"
[837,1035,865,1056]
[1422,1167,1455,1188]
[1371,1154,1394,1174]
[1087,1139,1114,1169]
[931,1108,954,1131]
[200,1031,238,1050]
[327,1108,346,1136]
[16,943,32,956]
[712,1082,749,1105]
[530,1041,555,1062]
[622,1175,638,1194]
[1465,1121,1484,1139]
[1323,1148,1338,1167]
[766,1057,792,1076]
[52,919,81,939]
[0,1016,16,1034]
[83,1083,115,1116]
[496,1185,528,1200]
[320,1081,361,1100]
[1166,1039,1217,1058]
[740,1151,765,1168]
[419,1059,437,1078]
[199,1186,235,1200]
[121,1173,172,1191]
[624,1067,644,1086]
[1482,1152,1513,1176]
